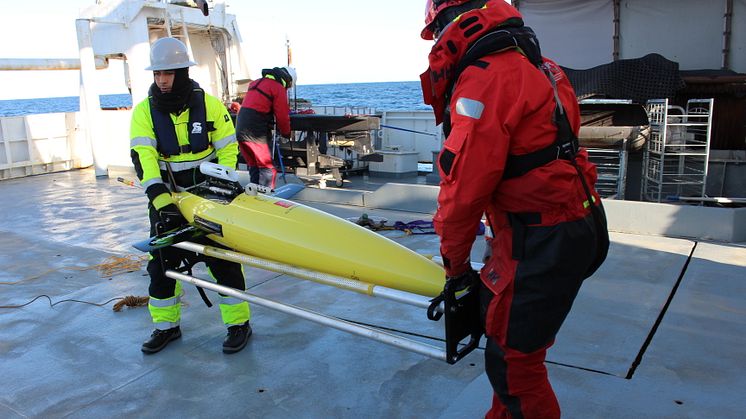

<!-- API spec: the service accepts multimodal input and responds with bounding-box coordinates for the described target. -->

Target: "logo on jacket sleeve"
[191,122,203,134]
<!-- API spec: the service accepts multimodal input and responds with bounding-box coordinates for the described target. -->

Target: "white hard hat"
[145,37,197,71]
[283,66,298,86]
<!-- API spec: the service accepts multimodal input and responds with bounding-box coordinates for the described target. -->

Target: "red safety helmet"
[422,0,488,40]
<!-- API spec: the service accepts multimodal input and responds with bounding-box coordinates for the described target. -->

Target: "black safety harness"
[428,23,610,364]
[149,88,212,157]
[442,23,581,181]
[248,78,274,102]
[249,67,289,103]
[445,23,607,273]
[238,77,280,139]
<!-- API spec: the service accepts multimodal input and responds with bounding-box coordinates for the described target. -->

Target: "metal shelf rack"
[641,98,713,203]
[587,141,629,200]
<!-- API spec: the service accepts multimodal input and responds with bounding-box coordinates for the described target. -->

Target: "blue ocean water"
[0,94,134,117]
[294,81,429,112]
[0,81,429,117]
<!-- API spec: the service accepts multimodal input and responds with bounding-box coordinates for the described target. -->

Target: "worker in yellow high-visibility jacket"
[130,37,251,355]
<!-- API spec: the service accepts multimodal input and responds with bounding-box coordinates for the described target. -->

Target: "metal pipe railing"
[0,57,108,71]
[173,241,438,311]
[165,270,447,361]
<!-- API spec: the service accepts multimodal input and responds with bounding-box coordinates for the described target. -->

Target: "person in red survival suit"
[421,1,610,418]
[235,66,296,188]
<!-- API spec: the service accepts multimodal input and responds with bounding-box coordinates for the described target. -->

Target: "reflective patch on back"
[455,97,484,120]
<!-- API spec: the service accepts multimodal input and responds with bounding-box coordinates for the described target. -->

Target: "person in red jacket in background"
[235,66,296,187]
[420,1,609,418]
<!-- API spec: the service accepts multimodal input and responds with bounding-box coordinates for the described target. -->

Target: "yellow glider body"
[174,191,445,297]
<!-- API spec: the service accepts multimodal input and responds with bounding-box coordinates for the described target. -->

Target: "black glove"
[428,267,480,321]
[157,204,186,232]
[445,268,480,293]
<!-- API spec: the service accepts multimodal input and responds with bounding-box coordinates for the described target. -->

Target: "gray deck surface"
[1,168,744,418]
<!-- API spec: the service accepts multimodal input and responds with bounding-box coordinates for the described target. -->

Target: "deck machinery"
[279,114,382,187]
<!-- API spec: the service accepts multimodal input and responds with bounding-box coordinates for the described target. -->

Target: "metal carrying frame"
[165,241,483,364]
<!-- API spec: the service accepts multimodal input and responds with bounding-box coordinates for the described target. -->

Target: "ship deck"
[1,167,744,418]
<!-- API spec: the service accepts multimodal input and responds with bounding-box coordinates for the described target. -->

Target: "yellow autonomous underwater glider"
[133,162,481,363]
[173,183,445,297]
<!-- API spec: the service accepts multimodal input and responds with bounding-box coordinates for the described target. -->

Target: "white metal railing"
[380,111,440,162]
[0,113,90,180]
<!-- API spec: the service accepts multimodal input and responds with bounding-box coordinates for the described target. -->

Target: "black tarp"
[561,54,686,103]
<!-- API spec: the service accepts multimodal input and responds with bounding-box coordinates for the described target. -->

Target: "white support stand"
[76,19,108,178]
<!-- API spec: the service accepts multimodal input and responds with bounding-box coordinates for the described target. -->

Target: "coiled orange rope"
[112,296,150,311]
[0,254,151,312]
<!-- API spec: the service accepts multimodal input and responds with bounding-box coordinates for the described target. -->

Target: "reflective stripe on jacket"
[130,91,238,210]
[433,51,598,276]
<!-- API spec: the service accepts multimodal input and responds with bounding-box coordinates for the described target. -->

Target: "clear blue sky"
[0,0,436,100]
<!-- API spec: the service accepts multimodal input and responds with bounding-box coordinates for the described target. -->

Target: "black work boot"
[223,321,252,354]
[141,326,181,354]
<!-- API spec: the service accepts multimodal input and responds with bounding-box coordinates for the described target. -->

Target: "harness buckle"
[558,139,578,160]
